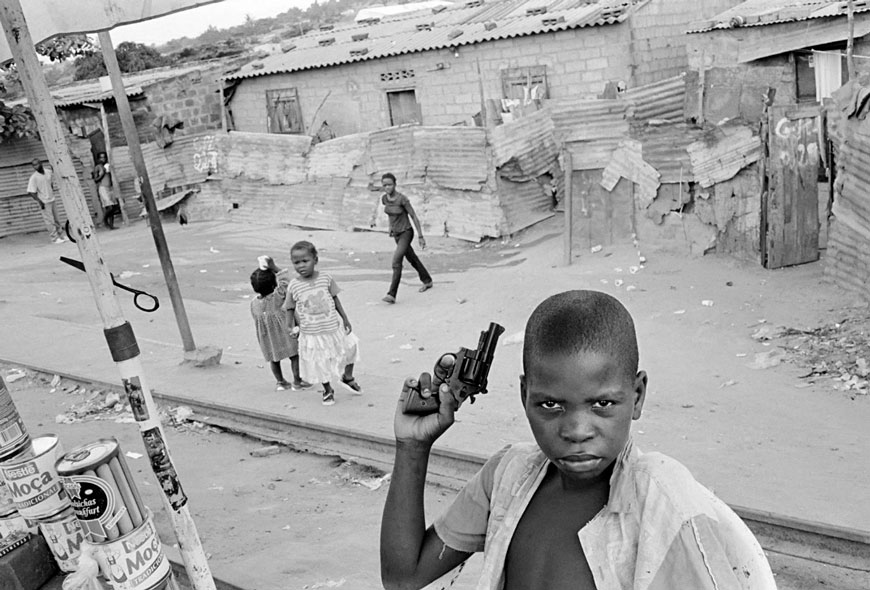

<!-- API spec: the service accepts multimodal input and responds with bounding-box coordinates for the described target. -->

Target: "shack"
[224,0,741,137]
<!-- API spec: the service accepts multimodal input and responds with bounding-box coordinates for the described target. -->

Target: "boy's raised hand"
[394,363,458,445]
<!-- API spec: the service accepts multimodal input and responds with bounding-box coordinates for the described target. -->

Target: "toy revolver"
[403,322,505,415]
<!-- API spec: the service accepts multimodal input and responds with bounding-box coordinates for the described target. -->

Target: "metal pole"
[847,0,856,81]
[98,30,196,353]
[100,101,128,226]
[0,2,215,590]
[563,149,573,266]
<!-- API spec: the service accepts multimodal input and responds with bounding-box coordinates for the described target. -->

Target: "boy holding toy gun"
[380,290,776,590]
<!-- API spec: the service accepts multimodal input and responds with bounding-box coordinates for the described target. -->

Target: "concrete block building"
[224,0,740,138]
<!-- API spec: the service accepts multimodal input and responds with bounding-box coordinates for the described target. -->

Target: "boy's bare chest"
[503,473,609,590]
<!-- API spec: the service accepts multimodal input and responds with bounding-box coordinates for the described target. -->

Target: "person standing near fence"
[371,172,433,304]
[93,152,120,230]
[27,158,66,244]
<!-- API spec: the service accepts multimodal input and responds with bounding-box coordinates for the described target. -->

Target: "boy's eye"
[539,400,562,410]
[592,400,615,409]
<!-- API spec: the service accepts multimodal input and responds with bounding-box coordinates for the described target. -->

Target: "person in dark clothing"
[371,173,433,304]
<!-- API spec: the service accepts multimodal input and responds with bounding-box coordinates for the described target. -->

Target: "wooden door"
[763,105,820,269]
[387,90,421,126]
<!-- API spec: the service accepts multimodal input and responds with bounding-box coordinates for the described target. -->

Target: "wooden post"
[0,2,216,590]
[847,0,857,80]
[563,149,573,266]
[697,50,707,126]
[98,30,197,353]
[100,101,128,226]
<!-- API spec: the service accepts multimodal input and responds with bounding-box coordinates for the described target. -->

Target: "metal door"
[763,105,820,268]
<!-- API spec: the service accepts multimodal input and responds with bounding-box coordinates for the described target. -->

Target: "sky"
[110,0,315,46]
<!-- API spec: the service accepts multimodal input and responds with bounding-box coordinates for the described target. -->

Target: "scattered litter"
[600,279,608,285]
[614,268,623,273]
[590,245,603,254]
[673,309,686,315]
[385,334,395,339]
[456,298,467,304]
[625,285,637,292]
[282,525,291,530]
[125,452,143,460]
[399,344,413,350]
[390,358,402,363]
[142,264,150,268]
[701,300,714,307]
[250,446,282,458]
[354,258,360,262]
[735,353,747,358]
[103,392,121,408]
[353,473,391,491]
[614,279,624,287]
[751,326,777,341]
[629,266,640,274]
[681,404,694,409]
[209,246,220,253]
[749,350,785,370]
[170,406,194,423]
[306,579,346,589]
[719,380,737,388]
[209,485,225,491]
[50,375,61,388]
[5,369,26,383]
[501,331,525,346]
[55,413,78,424]
[118,271,141,279]
[200,269,208,273]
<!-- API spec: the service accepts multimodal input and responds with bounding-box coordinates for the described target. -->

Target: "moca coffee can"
[37,505,85,572]
[0,434,68,519]
[57,438,146,543]
[94,510,171,590]
[0,375,29,462]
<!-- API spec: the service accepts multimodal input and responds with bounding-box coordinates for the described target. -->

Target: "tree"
[73,41,171,81]
[1,34,94,97]
[0,101,37,142]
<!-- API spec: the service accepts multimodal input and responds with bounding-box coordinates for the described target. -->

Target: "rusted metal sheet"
[489,109,557,179]
[688,125,761,188]
[308,133,368,181]
[401,183,504,241]
[547,99,630,144]
[622,74,687,122]
[824,218,870,299]
[221,132,310,185]
[413,127,489,190]
[600,139,661,208]
[223,176,346,230]
[496,175,555,234]
[367,126,423,183]
[632,123,705,183]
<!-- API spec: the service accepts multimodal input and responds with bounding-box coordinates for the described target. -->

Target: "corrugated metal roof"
[688,0,870,34]
[687,125,761,187]
[227,0,634,80]
[490,108,557,179]
[631,123,706,183]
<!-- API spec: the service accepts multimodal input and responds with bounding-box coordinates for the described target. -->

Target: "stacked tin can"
[0,374,82,572]
[57,438,172,590]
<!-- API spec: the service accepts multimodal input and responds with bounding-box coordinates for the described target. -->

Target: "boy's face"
[382,178,396,195]
[291,249,317,278]
[520,351,646,488]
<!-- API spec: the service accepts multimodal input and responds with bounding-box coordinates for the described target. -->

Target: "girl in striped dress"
[250,256,312,391]
[283,241,362,406]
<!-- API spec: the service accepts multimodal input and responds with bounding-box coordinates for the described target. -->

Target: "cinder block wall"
[143,67,225,136]
[631,0,743,86]
[228,25,633,137]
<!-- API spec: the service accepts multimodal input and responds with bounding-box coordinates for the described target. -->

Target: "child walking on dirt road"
[380,290,776,590]
[283,241,362,406]
[249,256,311,392]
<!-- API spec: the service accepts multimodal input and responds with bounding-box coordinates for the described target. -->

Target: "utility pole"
[99,30,220,365]
[0,1,216,589]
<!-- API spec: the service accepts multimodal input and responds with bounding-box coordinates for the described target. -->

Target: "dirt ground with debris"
[1,213,869,588]
[4,370,482,590]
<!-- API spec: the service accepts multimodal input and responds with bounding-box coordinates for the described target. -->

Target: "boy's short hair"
[523,290,639,377]
[250,268,277,297]
[382,172,396,183]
